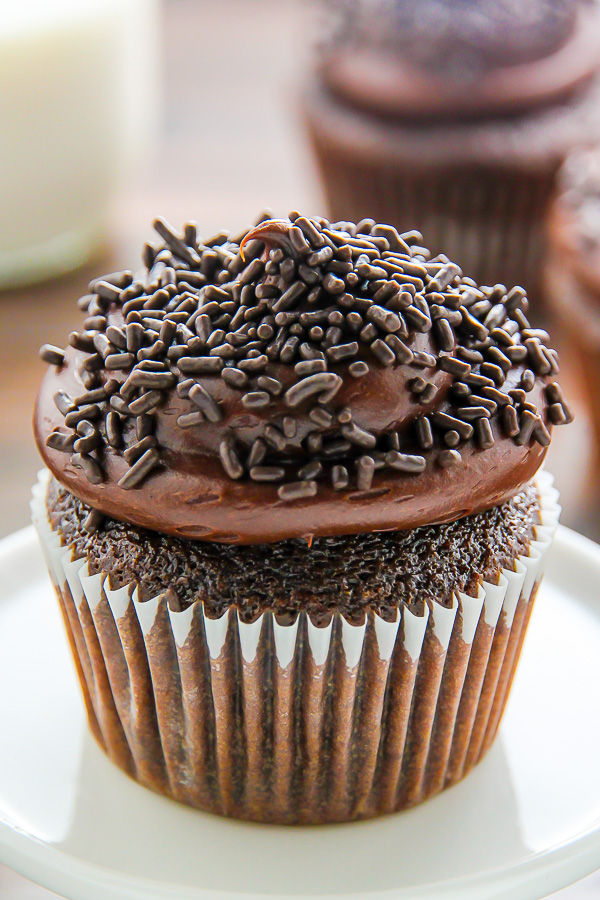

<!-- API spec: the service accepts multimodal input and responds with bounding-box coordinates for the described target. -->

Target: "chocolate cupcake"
[33,213,567,823]
[304,0,600,302]
[546,148,600,457]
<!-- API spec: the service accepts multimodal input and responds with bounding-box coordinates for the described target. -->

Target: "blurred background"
[0,0,320,538]
[0,0,599,896]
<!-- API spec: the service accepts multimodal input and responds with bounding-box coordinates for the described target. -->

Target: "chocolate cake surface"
[47,476,540,624]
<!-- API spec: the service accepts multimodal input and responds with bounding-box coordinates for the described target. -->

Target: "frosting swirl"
[35,213,571,543]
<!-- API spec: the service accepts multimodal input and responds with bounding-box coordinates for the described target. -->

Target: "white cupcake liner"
[31,469,560,824]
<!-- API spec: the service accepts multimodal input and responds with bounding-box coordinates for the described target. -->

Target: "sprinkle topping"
[40,212,572,500]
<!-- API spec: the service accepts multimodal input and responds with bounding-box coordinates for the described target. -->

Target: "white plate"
[0,526,599,900]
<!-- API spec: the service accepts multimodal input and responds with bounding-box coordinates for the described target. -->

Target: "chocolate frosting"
[35,214,568,544]
[318,2,600,119]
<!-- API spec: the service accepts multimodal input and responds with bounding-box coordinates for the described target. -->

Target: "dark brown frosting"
[317,3,600,120]
[35,343,548,542]
[35,214,569,544]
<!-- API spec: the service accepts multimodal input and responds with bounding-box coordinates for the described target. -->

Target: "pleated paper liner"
[32,470,560,825]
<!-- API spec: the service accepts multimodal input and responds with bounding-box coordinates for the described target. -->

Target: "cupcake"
[304,0,600,302]
[546,148,600,456]
[33,212,567,824]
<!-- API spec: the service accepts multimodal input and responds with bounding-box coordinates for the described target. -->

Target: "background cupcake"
[546,148,600,459]
[304,0,600,304]
[34,213,567,823]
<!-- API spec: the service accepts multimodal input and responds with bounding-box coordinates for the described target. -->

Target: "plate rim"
[0,524,599,900]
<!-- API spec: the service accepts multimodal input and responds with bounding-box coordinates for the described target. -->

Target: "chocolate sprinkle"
[39,212,570,501]
[278,480,318,501]
[117,449,161,490]
[40,344,66,367]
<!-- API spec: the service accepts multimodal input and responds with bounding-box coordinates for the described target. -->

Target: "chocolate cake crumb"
[47,478,540,625]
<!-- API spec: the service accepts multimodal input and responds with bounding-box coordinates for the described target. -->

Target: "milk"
[0,0,159,287]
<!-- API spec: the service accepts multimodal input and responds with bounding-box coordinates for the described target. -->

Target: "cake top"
[35,212,571,544]
[316,0,600,119]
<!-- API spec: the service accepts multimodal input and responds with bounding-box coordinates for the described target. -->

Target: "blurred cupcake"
[546,148,600,453]
[33,213,567,823]
[304,0,600,302]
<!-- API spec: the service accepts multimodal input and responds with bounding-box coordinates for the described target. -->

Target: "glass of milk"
[0,0,159,287]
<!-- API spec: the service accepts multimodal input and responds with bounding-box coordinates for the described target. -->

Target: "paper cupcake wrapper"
[32,470,560,824]
[307,128,554,301]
